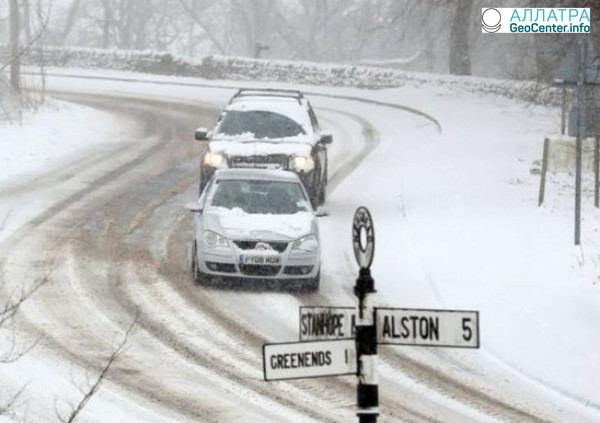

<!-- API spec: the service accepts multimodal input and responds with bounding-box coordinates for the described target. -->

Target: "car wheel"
[308,175,321,209]
[318,180,326,206]
[191,242,202,285]
[317,157,327,206]
[309,187,319,209]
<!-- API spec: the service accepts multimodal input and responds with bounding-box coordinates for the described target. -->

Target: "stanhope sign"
[263,207,481,423]
[299,306,480,348]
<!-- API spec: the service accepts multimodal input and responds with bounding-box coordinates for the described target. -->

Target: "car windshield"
[216,110,306,139]
[209,179,310,215]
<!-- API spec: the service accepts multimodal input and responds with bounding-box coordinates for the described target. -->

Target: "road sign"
[352,207,375,269]
[377,308,479,348]
[299,306,355,341]
[265,208,481,423]
[263,339,356,381]
[298,307,480,348]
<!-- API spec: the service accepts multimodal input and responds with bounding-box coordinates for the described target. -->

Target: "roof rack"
[228,88,305,105]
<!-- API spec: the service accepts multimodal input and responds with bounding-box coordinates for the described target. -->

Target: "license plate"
[232,162,282,169]
[241,254,281,265]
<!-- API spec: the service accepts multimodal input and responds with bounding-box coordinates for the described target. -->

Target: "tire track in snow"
[0,94,353,422]
[0,83,554,422]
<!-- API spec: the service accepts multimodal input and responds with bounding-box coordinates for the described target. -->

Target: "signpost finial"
[352,207,375,269]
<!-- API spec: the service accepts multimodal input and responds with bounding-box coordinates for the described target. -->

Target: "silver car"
[188,168,321,291]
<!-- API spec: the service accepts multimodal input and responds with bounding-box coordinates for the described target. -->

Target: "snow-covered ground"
[1,68,599,421]
[0,99,143,246]
[0,101,139,188]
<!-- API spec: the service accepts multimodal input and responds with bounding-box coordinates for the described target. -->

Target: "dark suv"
[195,89,332,207]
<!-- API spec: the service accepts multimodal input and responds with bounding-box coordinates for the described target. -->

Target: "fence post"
[538,137,550,207]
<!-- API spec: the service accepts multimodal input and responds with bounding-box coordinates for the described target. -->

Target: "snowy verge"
[0,100,141,190]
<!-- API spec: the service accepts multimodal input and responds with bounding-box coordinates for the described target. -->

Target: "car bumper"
[196,245,320,280]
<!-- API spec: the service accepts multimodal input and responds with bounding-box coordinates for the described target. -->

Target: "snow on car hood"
[205,207,314,241]
[209,140,312,157]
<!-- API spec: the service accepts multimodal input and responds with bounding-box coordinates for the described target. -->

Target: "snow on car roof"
[225,97,312,130]
[213,168,302,182]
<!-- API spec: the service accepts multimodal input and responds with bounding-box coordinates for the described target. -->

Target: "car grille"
[233,240,288,253]
[229,154,289,170]
[239,265,281,276]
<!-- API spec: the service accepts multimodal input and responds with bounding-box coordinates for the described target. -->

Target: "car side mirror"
[186,202,203,213]
[195,127,210,141]
[319,133,333,145]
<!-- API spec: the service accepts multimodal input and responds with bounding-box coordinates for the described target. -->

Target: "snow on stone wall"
[1,46,562,106]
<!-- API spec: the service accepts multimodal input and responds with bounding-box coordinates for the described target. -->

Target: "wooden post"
[595,135,599,208]
[574,38,585,245]
[538,137,550,207]
[561,88,567,135]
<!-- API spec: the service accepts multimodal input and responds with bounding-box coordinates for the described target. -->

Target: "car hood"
[204,208,314,241]
[209,140,313,157]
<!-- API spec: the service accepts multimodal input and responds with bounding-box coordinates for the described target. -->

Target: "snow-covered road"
[0,71,599,422]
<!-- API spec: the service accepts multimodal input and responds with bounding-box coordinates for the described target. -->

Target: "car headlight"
[202,230,230,249]
[291,235,319,253]
[203,152,228,168]
[289,155,315,172]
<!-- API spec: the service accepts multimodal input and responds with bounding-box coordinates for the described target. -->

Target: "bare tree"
[0,277,47,417]
[449,0,473,75]
[55,0,83,46]
[9,0,20,93]
[0,278,47,360]
[22,0,32,43]
[178,0,227,54]
[2,1,52,81]
[57,315,138,423]
[227,0,276,57]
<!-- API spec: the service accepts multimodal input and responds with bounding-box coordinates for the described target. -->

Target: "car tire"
[309,186,319,209]
[191,242,202,285]
[318,180,326,206]
[317,157,327,206]
[309,172,321,209]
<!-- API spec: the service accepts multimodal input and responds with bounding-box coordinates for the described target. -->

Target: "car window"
[209,179,310,215]
[199,178,215,205]
[215,110,306,139]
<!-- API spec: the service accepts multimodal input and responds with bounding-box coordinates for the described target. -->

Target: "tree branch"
[61,314,138,423]
[0,277,47,329]
[178,0,226,54]
[0,0,53,74]
[0,382,29,416]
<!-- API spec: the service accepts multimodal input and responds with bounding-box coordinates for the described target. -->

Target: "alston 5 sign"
[299,307,479,348]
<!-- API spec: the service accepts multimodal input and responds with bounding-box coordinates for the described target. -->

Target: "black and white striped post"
[352,207,378,423]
